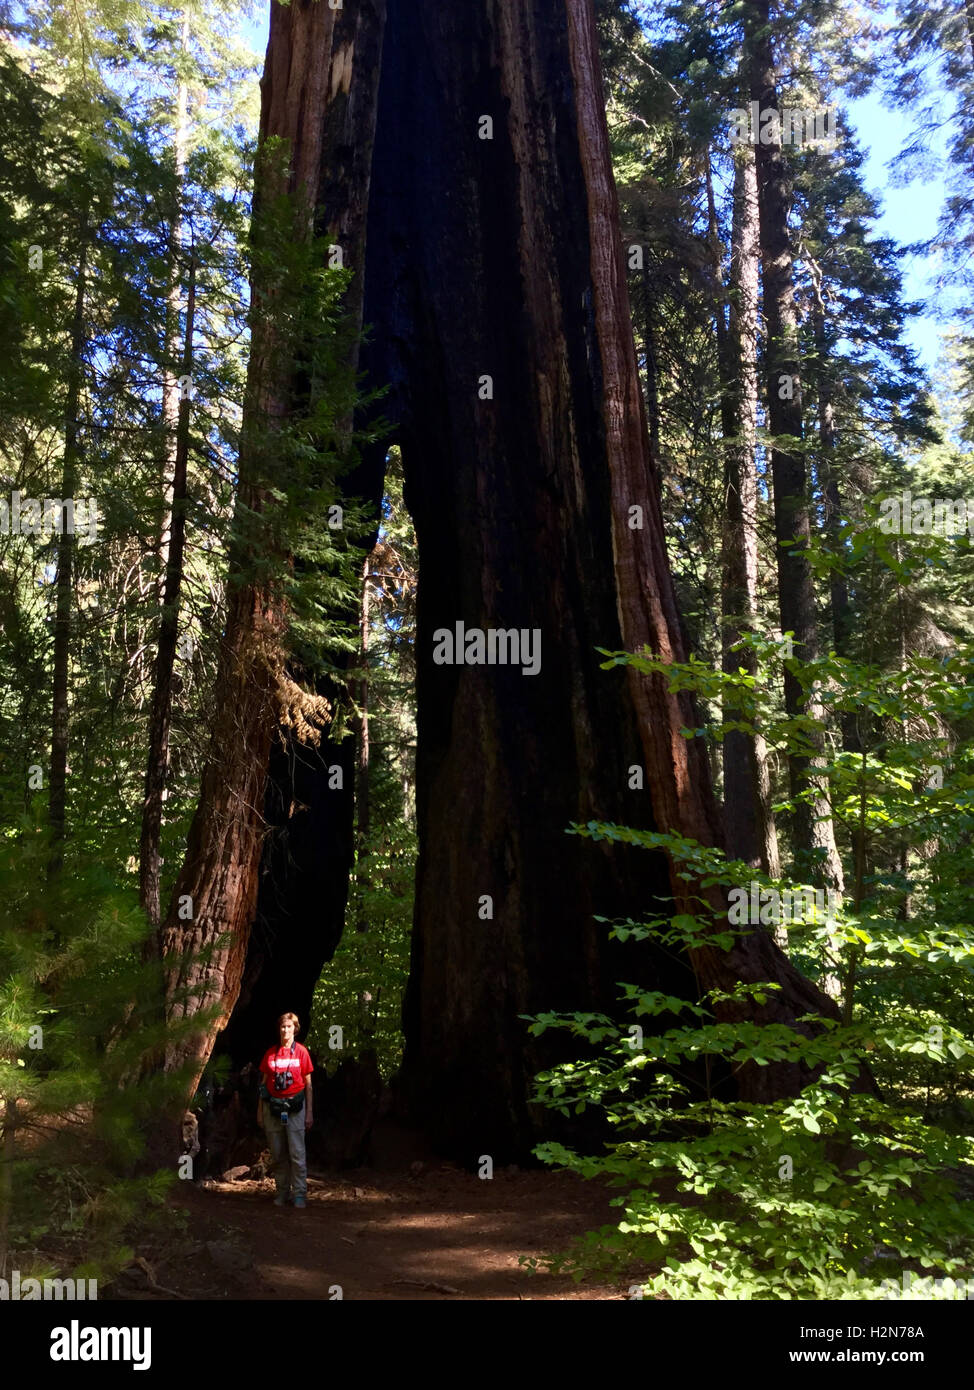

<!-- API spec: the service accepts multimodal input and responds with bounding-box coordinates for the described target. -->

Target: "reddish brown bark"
[153,0,387,1113]
[216,0,388,1074]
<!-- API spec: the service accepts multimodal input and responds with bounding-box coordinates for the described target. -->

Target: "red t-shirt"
[260,1042,314,1100]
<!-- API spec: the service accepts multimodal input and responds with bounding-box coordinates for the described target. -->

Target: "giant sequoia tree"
[157,0,843,1160]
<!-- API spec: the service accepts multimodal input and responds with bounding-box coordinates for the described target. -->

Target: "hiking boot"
[273,1194,288,1207]
[293,1195,307,1209]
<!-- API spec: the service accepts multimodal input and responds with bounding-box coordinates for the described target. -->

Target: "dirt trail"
[153,1163,626,1301]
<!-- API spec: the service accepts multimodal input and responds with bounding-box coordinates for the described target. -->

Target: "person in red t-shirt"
[258,1013,314,1209]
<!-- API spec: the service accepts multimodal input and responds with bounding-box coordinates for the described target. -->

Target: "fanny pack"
[270,1094,304,1121]
[260,1083,305,1120]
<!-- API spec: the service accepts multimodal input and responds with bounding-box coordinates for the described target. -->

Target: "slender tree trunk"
[158,9,190,578]
[806,289,848,997]
[745,0,843,897]
[123,11,189,941]
[356,554,373,1035]
[638,252,661,463]
[809,279,858,751]
[712,147,780,876]
[357,554,371,857]
[49,224,88,876]
[0,1096,15,1280]
[140,258,196,931]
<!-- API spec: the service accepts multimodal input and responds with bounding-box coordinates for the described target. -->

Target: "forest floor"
[107,1119,633,1301]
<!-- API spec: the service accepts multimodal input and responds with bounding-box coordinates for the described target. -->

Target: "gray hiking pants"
[264,1108,308,1200]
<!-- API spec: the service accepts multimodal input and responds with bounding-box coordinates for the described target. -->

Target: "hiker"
[258,1012,314,1209]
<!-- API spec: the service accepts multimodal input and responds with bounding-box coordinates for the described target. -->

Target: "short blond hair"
[277,1012,300,1032]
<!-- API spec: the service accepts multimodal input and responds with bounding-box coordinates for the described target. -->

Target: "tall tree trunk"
[355,552,371,927]
[151,0,388,1118]
[356,554,373,1033]
[638,252,661,463]
[356,554,371,857]
[712,147,780,876]
[138,7,190,928]
[356,0,845,1160]
[567,0,840,1099]
[806,281,848,998]
[745,0,844,897]
[49,223,88,876]
[140,258,196,930]
[807,268,858,751]
[215,0,389,1075]
[0,1096,15,1280]
[158,9,190,580]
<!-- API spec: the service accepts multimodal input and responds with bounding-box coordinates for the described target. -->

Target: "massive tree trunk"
[154,0,387,1109]
[216,1,389,1075]
[713,146,780,876]
[355,0,843,1160]
[744,0,844,897]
